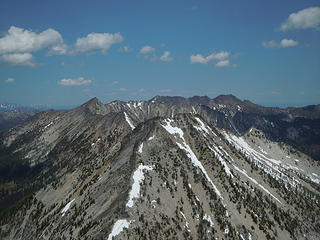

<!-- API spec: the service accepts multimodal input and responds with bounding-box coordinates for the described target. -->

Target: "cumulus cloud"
[47,43,68,55]
[190,51,229,64]
[0,26,65,66]
[58,77,92,86]
[262,39,299,48]
[140,45,155,54]
[5,78,15,83]
[74,32,123,53]
[280,39,299,47]
[280,7,320,31]
[0,26,125,66]
[0,26,63,55]
[215,60,230,67]
[1,53,34,66]
[160,51,173,62]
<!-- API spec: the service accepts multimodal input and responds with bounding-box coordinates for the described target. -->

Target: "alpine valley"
[0,95,319,240]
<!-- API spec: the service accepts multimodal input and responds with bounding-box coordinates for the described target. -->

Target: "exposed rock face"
[0,96,320,240]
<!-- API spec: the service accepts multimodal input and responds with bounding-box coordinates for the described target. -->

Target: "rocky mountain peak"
[213,94,242,105]
[79,97,107,115]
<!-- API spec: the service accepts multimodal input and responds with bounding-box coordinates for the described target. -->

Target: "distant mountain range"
[0,95,319,240]
[0,103,74,131]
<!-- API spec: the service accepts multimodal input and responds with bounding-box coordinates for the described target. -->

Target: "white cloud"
[47,43,68,55]
[190,51,229,64]
[190,54,208,64]
[0,26,63,55]
[0,26,64,66]
[119,46,131,52]
[112,81,119,85]
[74,32,123,53]
[5,78,15,83]
[280,39,299,48]
[215,60,230,67]
[1,53,34,66]
[209,51,230,61]
[0,26,125,66]
[262,39,299,48]
[262,40,278,48]
[160,51,173,62]
[58,77,92,86]
[140,45,155,54]
[280,7,320,31]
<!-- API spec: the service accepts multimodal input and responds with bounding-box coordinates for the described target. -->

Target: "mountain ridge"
[78,95,320,161]
[0,95,320,240]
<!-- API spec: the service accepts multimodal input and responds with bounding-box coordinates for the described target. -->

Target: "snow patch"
[233,165,282,204]
[203,214,214,227]
[138,143,143,153]
[61,199,75,216]
[151,200,157,208]
[223,131,302,189]
[180,211,191,232]
[126,164,153,208]
[309,173,320,184]
[176,141,222,198]
[209,145,233,177]
[193,117,210,135]
[162,119,222,199]
[44,121,54,130]
[124,112,135,130]
[148,135,155,141]
[107,219,131,240]
[258,146,268,155]
[161,118,184,139]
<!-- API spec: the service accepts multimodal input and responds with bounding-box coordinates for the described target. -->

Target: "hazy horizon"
[1,93,318,110]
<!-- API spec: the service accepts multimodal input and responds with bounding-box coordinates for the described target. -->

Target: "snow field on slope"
[107,219,131,240]
[138,142,143,153]
[61,199,75,217]
[162,118,223,199]
[126,164,153,208]
[223,131,301,189]
[108,163,153,239]
[124,112,135,130]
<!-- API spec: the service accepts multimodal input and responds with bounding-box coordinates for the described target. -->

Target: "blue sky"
[0,0,319,107]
